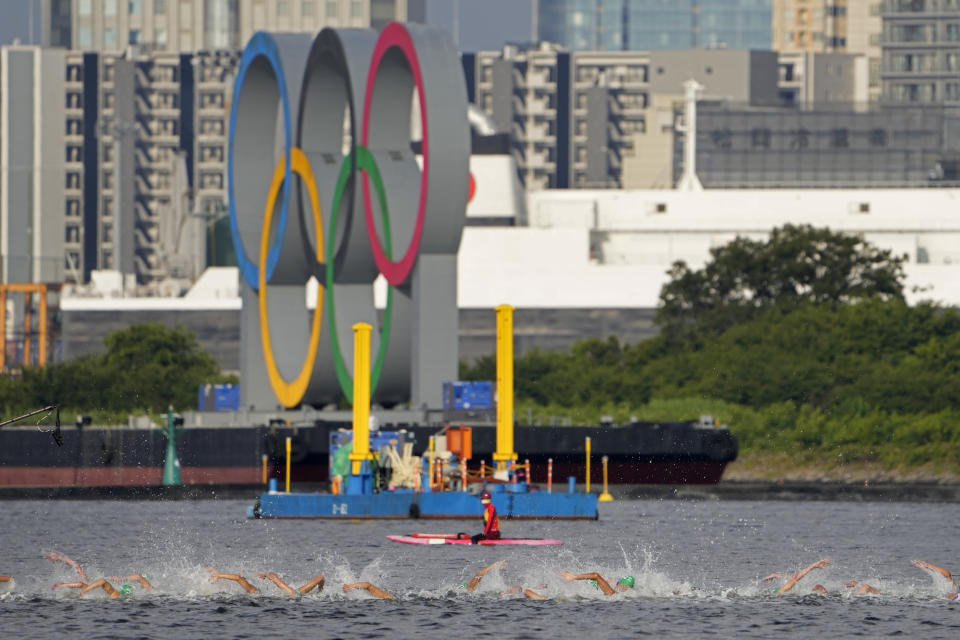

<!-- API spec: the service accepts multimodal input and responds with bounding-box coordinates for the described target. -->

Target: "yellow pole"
[261,454,268,484]
[38,284,47,367]
[585,436,591,493]
[599,455,613,502]
[493,304,517,476]
[285,436,291,493]
[349,323,373,475]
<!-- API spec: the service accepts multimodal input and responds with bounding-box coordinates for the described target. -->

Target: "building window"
[129,0,141,14]
[77,27,92,48]
[129,29,141,44]
[155,0,165,13]
[831,128,849,148]
[104,0,116,16]
[947,24,960,42]
[67,200,81,217]
[790,129,810,149]
[303,1,314,16]
[869,128,887,147]
[947,83,960,100]
[351,1,362,18]
[710,128,733,149]
[326,1,337,17]
[79,0,92,16]
[751,128,771,149]
[104,27,116,47]
[278,0,289,16]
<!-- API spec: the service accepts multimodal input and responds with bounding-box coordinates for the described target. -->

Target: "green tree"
[656,224,906,335]
[100,323,221,411]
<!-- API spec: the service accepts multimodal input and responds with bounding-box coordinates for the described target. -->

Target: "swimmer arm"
[82,578,119,598]
[210,573,258,594]
[0,576,12,583]
[45,552,87,582]
[52,581,86,591]
[857,583,880,595]
[912,560,952,580]
[296,575,325,595]
[777,559,830,595]
[256,571,298,596]
[466,561,505,592]
[559,572,615,595]
[760,573,782,583]
[523,588,547,600]
[343,582,395,599]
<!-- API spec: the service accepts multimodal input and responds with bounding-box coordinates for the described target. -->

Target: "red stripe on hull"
[0,466,262,487]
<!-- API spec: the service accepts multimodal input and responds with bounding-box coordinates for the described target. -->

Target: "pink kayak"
[387,533,562,546]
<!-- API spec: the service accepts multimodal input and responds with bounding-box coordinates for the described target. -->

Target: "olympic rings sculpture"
[228,25,469,409]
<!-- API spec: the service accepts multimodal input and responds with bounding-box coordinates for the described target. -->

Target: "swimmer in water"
[458,561,546,599]
[559,571,635,595]
[256,572,326,596]
[807,581,878,596]
[53,578,138,598]
[762,558,830,595]
[342,582,395,599]
[205,567,258,594]
[911,560,960,601]
[45,551,87,582]
[0,576,12,583]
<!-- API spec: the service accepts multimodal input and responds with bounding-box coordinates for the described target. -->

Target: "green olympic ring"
[325,145,393,403]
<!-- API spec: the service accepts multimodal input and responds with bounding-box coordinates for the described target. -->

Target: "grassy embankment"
[514,397,960,483]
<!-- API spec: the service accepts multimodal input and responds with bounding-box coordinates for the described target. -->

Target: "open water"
[0,497,958,638]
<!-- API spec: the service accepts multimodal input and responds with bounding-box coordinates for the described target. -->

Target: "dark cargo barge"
[0,419,737,487]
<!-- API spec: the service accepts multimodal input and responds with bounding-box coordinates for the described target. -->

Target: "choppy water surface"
[1,498,958,638]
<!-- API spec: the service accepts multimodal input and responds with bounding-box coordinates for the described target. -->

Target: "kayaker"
[471,490,500,544]
[559,571,635,595]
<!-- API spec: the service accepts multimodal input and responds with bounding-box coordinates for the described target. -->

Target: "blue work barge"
[249,428,599,520]
[248,309,598,521]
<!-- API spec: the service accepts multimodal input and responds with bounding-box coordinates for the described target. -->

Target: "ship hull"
[0,421,736,487]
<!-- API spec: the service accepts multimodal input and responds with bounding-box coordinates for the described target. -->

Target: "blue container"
[213,384,240,411]
[199,384,241,411]
[442,381,494,410]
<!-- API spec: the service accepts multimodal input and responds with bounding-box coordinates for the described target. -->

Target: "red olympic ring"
[361,22,428,287]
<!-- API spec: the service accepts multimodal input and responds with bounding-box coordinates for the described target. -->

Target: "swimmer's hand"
[760,573,782,583]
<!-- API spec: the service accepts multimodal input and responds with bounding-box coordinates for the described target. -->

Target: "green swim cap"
[618,575,635,589]
[119,584,133,595]
[589,579,599,590]
[459,582,468,590]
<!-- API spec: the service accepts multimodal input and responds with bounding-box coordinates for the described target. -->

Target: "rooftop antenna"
[675,78,704,192]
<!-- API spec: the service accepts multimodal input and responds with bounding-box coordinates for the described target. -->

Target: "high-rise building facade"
[880,0,960,105]
[57,0,423,52]
[58,48,240,284]
[1,46,66,285]
[537,0,772,51]
[772,1,882,101]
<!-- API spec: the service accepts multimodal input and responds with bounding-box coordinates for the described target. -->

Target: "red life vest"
[482,502,501,538]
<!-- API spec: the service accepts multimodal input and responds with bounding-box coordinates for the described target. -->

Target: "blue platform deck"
[252,487,598,520]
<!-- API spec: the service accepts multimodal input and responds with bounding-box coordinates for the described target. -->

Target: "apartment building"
[58,48,239,284]
[466,46,781,190]
[537,0,773,51]
[880,0,960,104]
[773,1,882,102]
[54,0,424,52]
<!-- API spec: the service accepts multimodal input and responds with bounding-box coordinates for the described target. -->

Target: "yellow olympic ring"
[259,147,324,407]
